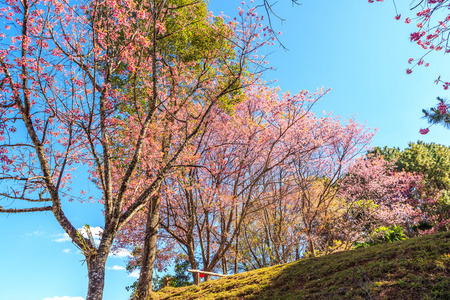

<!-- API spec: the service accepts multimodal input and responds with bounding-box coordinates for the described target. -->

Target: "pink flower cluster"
[419,128,430,135]
[438,102,447,114]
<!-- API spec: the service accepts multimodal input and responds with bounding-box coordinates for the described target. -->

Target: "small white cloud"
[62,249,71,253]
[78,226,103,238]
[26,230,44,236]
[52,233,71,243]
[109,248,132,258]
[42,297,84,300]
[128,270,140,278]
[107,265,126,271]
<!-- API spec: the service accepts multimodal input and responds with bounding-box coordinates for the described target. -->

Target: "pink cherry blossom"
[419,128,430,134]
[0,1,275,298]
[438,102,447,114]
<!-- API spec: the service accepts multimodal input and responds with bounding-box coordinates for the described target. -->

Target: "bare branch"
[0,193,51,202]
[0,143,34,148]
[0,206,52,213]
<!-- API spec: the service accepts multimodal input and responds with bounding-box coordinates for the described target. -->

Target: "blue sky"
[1,1,450,300]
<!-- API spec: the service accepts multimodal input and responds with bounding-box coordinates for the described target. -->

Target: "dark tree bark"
[136,191,161,299]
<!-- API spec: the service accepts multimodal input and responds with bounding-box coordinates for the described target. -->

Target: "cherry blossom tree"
[117,84,329,283]
[0,0,272,298]
[224,116,375,265]
[286,117,375,257]
[237,169,307,269]
[107,1,262,296]
[117,83,380,278]
[371,142,450,233]
[232,147,425,267]
[338,155,423,245]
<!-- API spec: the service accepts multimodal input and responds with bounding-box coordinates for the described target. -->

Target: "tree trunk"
[85,233,114,300]
[307,230,316,258]
[187,242,199,285]
[86,254,109,300]
[221,257,228,275]
[136,192,161,299]
[234,205,239,274]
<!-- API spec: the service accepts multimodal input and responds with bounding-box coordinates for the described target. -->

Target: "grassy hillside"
[154,232,450,299]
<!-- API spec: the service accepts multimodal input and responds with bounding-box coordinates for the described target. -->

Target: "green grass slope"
[154,232,450,299]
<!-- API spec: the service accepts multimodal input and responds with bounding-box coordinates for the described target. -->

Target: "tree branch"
[0,206,52,213]
[0,193,51,202]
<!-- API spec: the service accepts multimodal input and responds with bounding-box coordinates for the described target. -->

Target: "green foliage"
[125,280,138,294]
[431,190,450,232]
[371,225,407,243]
[111,0,244,114]
[349,199,379,222]
[370,146,401,163]
[354,225,407,249]
[126,255,193,295]
[371,141,450,191]
[159,2,232,64]
[152,256,193,291]
[398,142,450,191]
[154,232,450,300]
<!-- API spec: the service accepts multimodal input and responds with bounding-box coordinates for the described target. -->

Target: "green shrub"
[355,225,407,248]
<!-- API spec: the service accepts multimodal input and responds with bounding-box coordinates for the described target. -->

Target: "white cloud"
[77,226,103,239]
[109,248,132,258]
[62,249,71,253]
[77,226,103,247]
[25,230,44,237]
[52,226,103,244]
[42,297,84,300]
[107,265,126,271]
[52,233,71,243]
[128,270,140,278]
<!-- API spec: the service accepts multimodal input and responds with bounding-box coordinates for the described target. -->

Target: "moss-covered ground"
[153,232,450,299]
